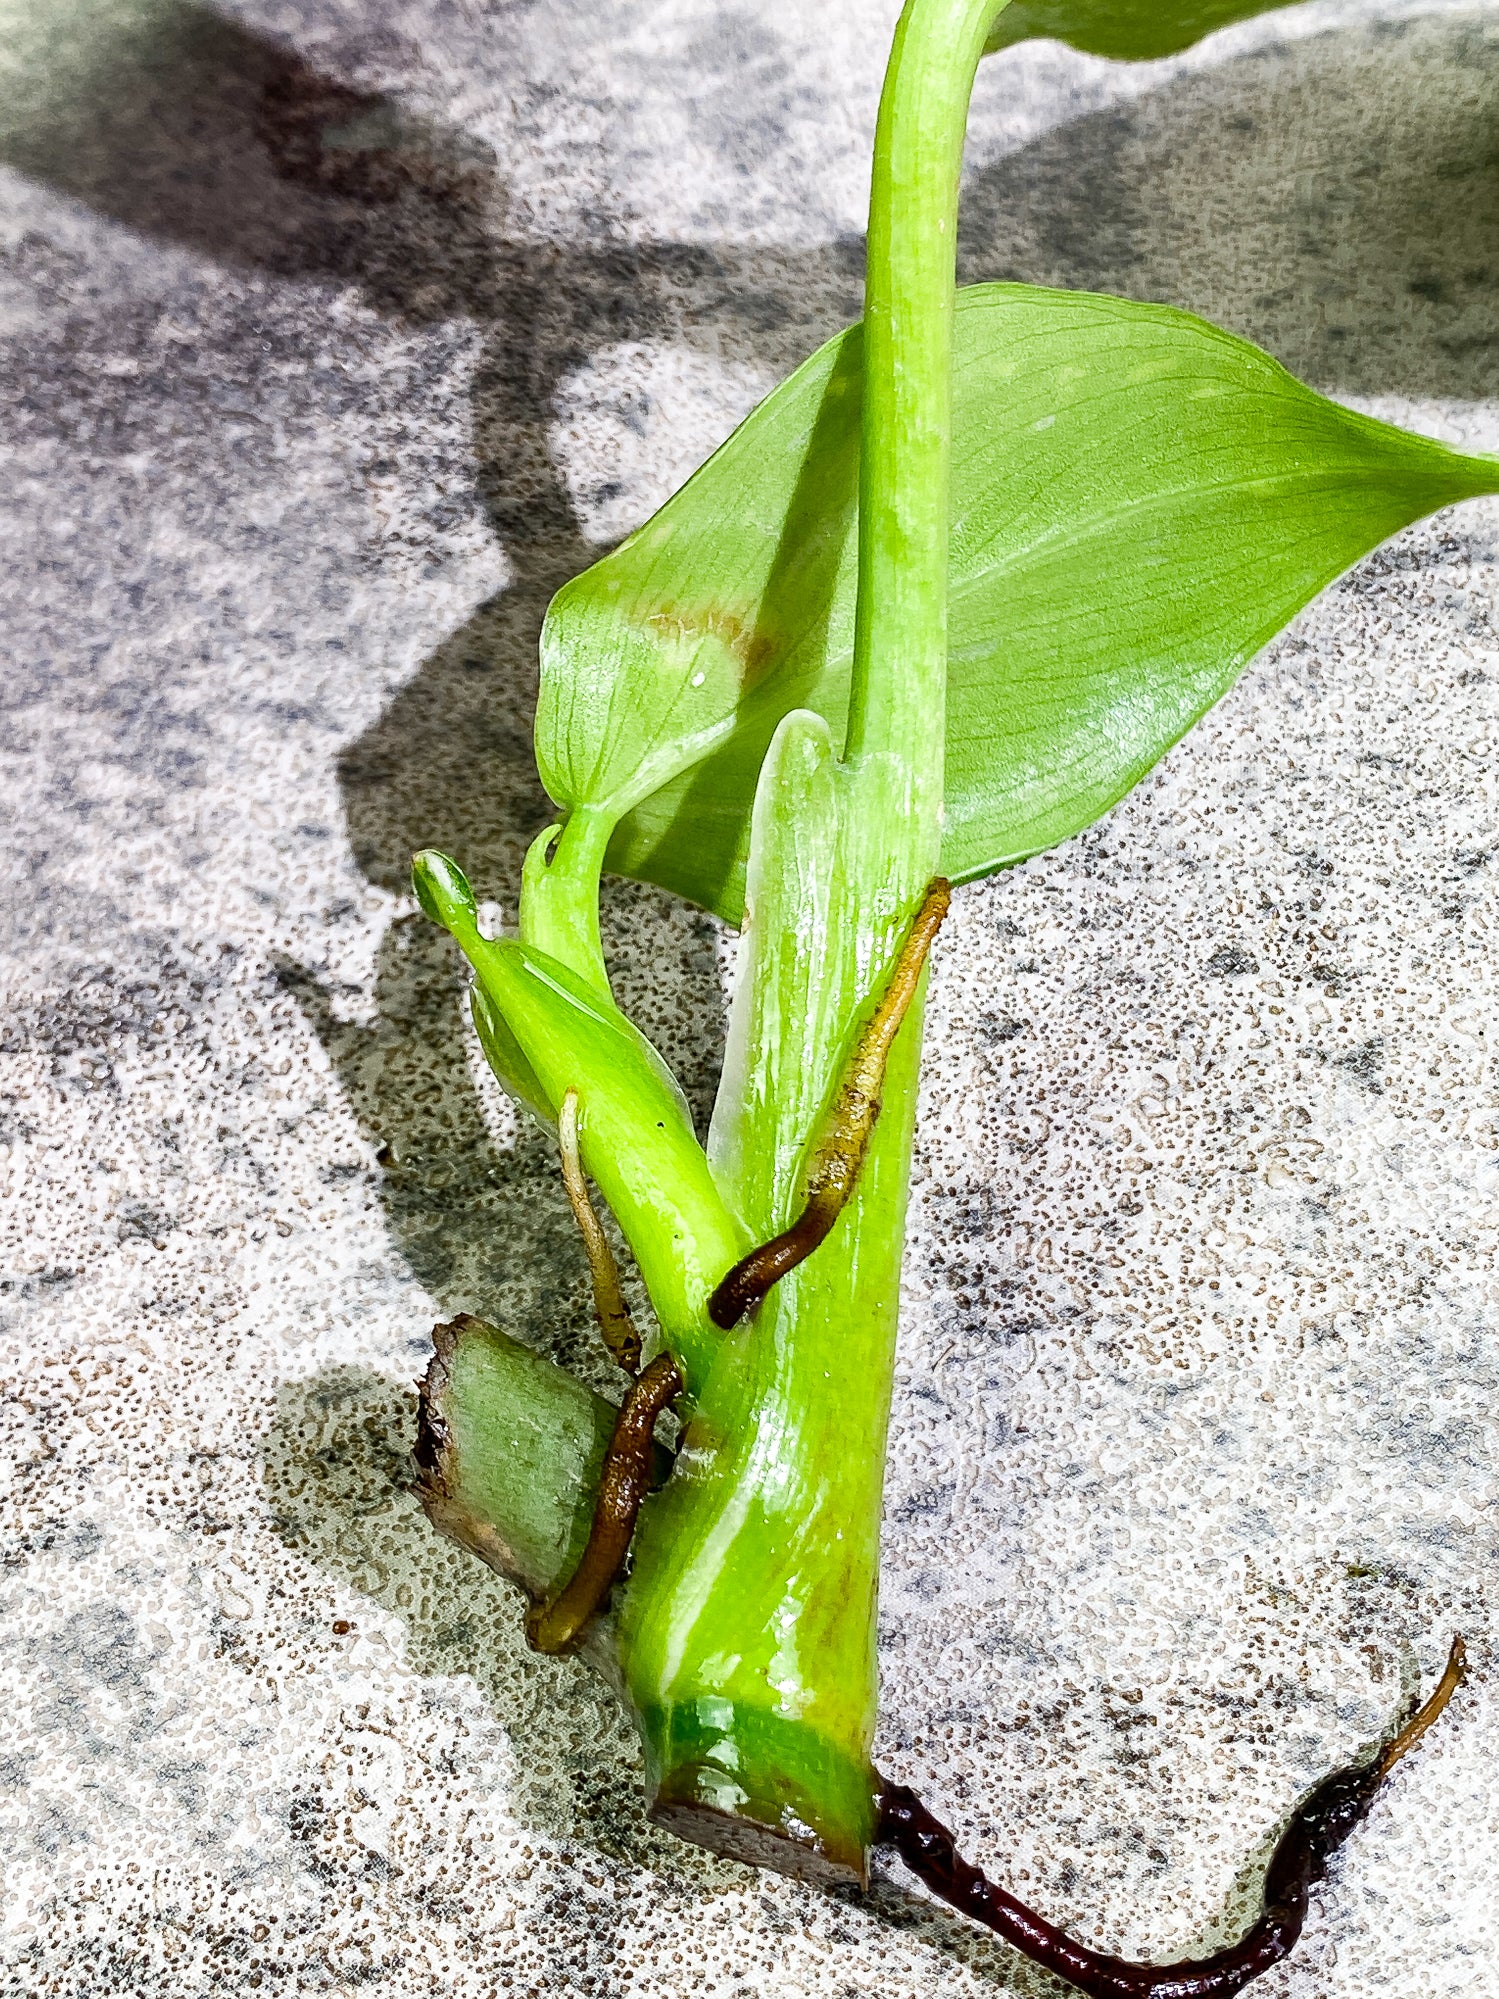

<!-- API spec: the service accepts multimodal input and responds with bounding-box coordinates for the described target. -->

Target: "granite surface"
[2,1,1498,1993]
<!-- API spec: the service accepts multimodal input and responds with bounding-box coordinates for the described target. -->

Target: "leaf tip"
[412,849,478,934]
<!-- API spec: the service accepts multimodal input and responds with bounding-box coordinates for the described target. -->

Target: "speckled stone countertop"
[2,2,1497,1994]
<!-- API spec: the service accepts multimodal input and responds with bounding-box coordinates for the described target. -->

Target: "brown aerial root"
[1376,1632,1466,1776]
[524,1353,682,1655]
[875,1634,1467,1999]
[557,1088,642,1377]
[709,877,952,1329]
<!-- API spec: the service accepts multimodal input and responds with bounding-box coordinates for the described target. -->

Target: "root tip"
[1378,1633,1468,1778]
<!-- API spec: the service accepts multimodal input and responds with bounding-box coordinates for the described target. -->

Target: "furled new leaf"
[984,0,1296,61]
[539,286,1497,926]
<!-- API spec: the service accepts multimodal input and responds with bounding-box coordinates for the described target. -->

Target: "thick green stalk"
[620,728,929,1881]
[612,0,1012,1884]
[418,0,1009,1886]
[848,0,1001,783]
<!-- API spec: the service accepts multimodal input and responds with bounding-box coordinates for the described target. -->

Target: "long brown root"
[524,1353,682,1654]
[558,1087,642,1376]
[709,877,951,1328]
[876,1635,1466,1999]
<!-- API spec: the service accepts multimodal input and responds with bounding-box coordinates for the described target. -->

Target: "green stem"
[519,805,614,1001]
[847,0,1003,784]
[611,0,1012,1885]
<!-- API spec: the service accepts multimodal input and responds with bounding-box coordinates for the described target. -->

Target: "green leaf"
[984,0,1298,61]
[540,287,1497,925]
[535,331,861,830]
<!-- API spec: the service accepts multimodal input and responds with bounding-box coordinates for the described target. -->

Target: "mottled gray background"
[2,1,1498,1993]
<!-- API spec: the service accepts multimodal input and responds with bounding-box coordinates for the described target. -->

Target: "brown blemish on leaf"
[638,603,780,685]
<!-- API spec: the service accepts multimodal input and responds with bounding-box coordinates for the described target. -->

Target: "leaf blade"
[984,0,1301,61]
[545,286,1497,924]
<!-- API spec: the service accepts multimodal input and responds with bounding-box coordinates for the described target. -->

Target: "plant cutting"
[408,1,1492,1991]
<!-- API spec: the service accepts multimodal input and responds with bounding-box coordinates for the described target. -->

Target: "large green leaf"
[985,0,1296,61]
[539,286,1497,927]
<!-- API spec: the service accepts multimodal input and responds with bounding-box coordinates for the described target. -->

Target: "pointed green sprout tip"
[411,848,479,936]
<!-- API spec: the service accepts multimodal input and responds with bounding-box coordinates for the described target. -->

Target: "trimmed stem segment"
[877,1637,1467,1999]
[415,1315,635,1605]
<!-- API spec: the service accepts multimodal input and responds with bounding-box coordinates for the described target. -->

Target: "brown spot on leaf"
[638,604,779,684]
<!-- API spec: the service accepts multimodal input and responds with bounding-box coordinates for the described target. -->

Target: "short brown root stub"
[709,877,951,1329]
[525,1353,682,1655]
[558,1087,642,1376]
[875,1635,1466,1999]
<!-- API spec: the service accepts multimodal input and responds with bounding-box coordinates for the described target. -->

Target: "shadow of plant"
[13,0,1492,1350]
[271,922,612,1390]
[960,11,1499,400]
